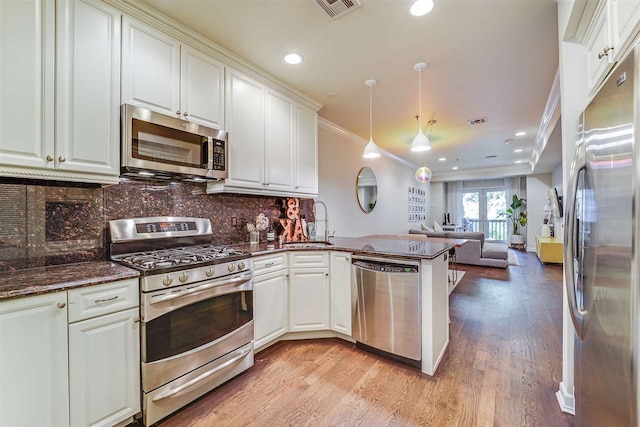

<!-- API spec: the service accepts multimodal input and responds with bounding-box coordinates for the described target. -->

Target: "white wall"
[317,126,429,237]
[429,182,445,226]
[525,174,552,251]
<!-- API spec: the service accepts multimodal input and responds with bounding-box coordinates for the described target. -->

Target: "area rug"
[508,250,520,266]
[448,270,466,295]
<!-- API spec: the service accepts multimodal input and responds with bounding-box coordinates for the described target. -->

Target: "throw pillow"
[421,224,435,232]
[434,221,444,232]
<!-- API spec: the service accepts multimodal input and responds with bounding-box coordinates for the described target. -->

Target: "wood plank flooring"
[159,251,573,427]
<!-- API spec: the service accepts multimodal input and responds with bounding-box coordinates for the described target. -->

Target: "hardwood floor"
[159,251,573,427]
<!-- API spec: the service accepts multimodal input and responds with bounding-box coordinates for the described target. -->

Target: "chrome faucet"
[312,200,329,241]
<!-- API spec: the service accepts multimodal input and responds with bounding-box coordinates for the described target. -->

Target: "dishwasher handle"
[352,259,419,274]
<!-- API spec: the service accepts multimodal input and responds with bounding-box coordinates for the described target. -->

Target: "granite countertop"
[0,261,140,301]
[234,235,457,260]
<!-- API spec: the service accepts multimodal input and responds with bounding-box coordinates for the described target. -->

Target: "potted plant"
[500,195,527,246]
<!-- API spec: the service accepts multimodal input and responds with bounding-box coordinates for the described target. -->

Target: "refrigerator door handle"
[564,142,586,340]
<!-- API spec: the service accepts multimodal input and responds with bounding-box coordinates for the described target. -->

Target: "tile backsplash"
[0,179,313,272]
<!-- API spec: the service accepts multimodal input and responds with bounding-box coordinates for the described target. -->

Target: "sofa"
[409,230,509,268]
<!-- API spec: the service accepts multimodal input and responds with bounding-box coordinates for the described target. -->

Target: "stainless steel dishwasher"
[351,255,421,364]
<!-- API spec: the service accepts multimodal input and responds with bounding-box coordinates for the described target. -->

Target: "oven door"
[122,104,227,180]
[141,271,253,392]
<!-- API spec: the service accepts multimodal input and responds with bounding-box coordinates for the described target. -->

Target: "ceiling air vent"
[485,155,497,159]
[316,0,362,19]
[467,117,488,125]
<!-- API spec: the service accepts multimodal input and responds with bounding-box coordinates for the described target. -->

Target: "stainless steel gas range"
[108,217,254,426]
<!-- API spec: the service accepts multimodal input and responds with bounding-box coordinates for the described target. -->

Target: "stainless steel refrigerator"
[565,45,638,425]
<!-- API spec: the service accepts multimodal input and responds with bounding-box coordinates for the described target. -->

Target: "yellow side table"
[535,236,563,264]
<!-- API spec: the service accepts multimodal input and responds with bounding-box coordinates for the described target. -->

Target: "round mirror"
[356,167,378,213]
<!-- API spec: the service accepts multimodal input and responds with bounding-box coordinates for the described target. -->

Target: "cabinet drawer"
[289,251,329,269]
[68,279,139,323]
[254,253,287,276]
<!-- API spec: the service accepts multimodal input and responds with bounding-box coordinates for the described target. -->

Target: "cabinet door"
[613,0,640,53]
[56,0,120,176]
[122,17,180,116]
[264,90,294,192]
[181,45,224,129]
[330,252,352,336]
[0,292,69,427]
[254,270,289,348]
[295,105,318,195]
[0,0,54,169]
[289,269,330,332]
[69,307,140,427]
[585,4,614,94]
[225,69,265,189]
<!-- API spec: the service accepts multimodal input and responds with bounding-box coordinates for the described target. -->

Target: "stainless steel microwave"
[121,104,228,181]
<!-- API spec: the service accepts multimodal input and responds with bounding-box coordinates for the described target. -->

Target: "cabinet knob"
[176,110,181,116]
[46,155,53,162]
[325,273,329,277]
[133,317,141,323]
[58,156,65,162]
[295,186,300,189]
[183,112,189,117]
[57,302,66,309]
[598,46,613,60]
[285,274,289,278]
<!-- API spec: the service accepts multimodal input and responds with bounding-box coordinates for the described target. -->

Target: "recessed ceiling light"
[514,149,523,153]
[410,0,434,16]
[284,53,303,65]
[515,131,527,137]
[438,157,446,161]
[515,160,524,164]
[452,166,459,170]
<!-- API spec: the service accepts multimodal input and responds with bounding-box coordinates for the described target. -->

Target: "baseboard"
[526,247,536,252]
[556,381,575,415]
[254,330,355,354]
[422,338,449,376]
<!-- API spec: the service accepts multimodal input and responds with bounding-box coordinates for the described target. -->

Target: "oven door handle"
[149,273,253,305]
[151,347,251,402]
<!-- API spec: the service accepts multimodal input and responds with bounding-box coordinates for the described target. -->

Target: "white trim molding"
[530,69,561,172]
[556,381,576,415]
[318,117,419,170]
[430,163,532,182]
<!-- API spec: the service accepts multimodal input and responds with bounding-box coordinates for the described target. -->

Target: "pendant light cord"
[418,69,422,130]
[369,84,373,139]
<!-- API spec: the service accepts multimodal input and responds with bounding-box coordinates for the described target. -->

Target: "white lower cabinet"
[330,251,352,336]
[254,269,289,348]
[69,307,140,427]
[0,292,69,427]
[289,268,330,332]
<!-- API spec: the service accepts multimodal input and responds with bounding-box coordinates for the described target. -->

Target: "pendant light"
[415,164,433,183]
[363,79,381,159]
[411,63,431,152]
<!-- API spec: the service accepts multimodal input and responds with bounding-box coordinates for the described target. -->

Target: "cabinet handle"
[295,186,300,189]
[133,317,141,323]
[264,183,270,186]
[598,46,613,59]
[264,262,275,267]
[176,110,181,116]
[183,112,189,117]
[46,155,53,162]
[57,302,66,309]
[58,156,65,162]
[95,296,119,304]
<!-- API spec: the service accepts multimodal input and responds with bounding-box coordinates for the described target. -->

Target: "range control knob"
[179,272,188,283]
[205,267,214,277]
[228,263,236,272]
[238,261,246,270]
[162,275,173,286]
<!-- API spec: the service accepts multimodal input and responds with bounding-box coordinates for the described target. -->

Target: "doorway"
[462,189,508,242]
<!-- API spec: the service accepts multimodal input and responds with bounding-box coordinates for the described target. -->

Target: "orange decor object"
[279,198,307,242]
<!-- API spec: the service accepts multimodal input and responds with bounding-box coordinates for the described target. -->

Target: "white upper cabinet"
[0,0,54,170]
[295,105,319,195]
[122,18,224,129]
[122,17,180,117]
[584,2,614,94]
[612,0,640,53]
[181,45,224,129]
[0,292,69,427]
[265,89,295,192]
[208,68,318,197]
[56,0,121,176]
[224,69,265,189]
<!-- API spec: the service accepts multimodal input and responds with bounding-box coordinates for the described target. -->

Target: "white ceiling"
[141,0,560,174]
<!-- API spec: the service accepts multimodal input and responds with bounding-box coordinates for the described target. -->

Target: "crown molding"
[103,0,322,112]
[530,69,561,171]
[430,164,532,182]
[318,117,419,170]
